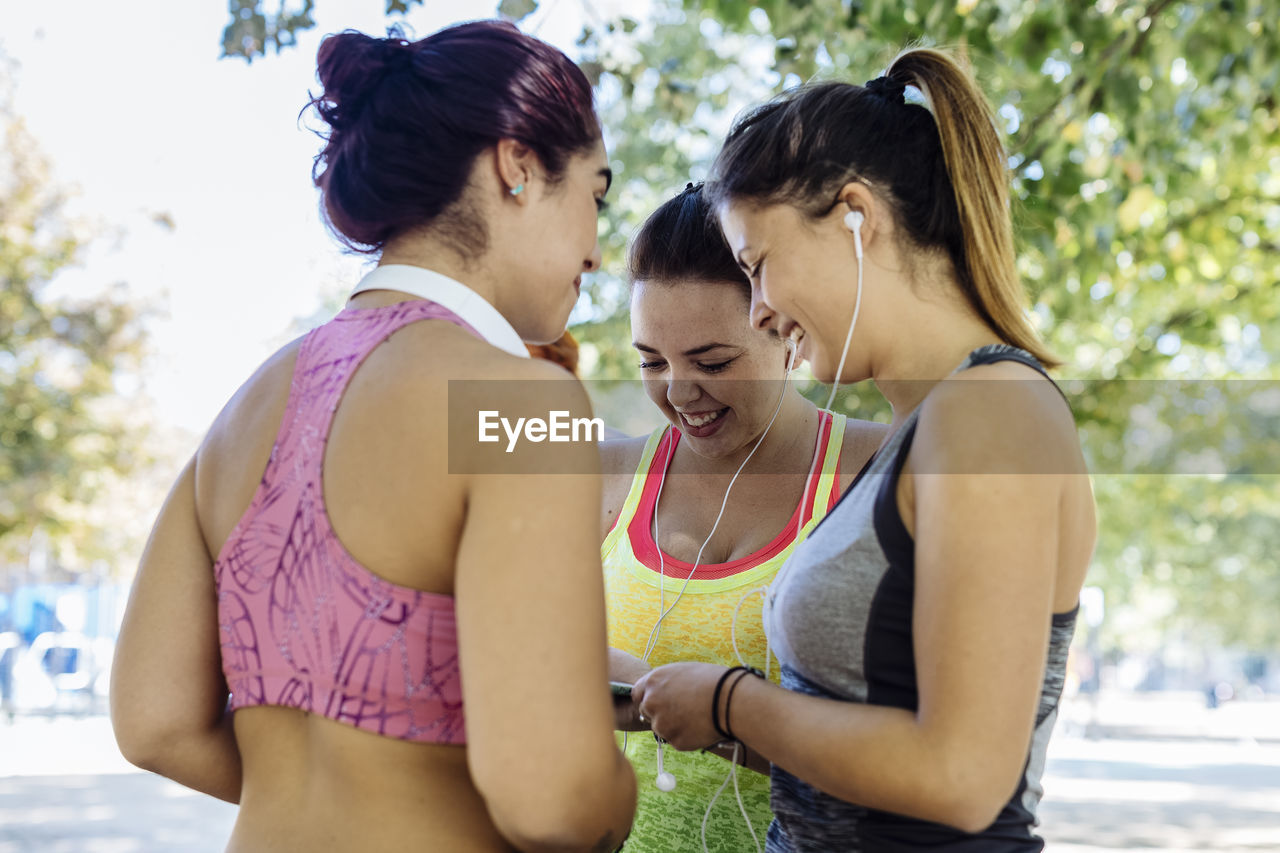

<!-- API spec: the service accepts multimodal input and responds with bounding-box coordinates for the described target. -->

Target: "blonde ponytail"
[887,48,1058,367]
[710,45,1058,367]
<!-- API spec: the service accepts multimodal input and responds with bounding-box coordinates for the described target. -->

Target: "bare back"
[197,315,515,851]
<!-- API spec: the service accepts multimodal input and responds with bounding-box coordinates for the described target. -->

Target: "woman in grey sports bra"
[633,47,1096,851]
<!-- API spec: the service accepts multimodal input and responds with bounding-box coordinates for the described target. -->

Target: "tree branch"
[1016,0,1180,168]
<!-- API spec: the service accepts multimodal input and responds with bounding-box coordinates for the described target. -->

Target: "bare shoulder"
[194,335,306,554]
[599,435,650,539]
[914,360,1082,475]
[387,320,589,407]
[838,415,890,472]
[382,319,548,377]
[311,319,593,452]
[201,335,305,456]
[197,337,304,480]
[600,435,650,476]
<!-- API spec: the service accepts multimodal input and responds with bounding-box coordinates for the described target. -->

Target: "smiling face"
[504,139,612,344]
[630,279,790,458]
[718,199,869,385]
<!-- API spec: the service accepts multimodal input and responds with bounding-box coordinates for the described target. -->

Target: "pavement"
[1,691,1278,852]
[1038,690,1280,852]
[1038,736,1280,852]
[1054,689,1280,745]
[0,715,234,853]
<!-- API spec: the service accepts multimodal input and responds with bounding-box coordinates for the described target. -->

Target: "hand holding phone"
[610,681,651,731]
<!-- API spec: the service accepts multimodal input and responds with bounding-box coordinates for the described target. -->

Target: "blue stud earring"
[509,183,524,196]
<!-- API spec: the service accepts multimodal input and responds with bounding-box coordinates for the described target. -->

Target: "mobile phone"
[609,681,633,698]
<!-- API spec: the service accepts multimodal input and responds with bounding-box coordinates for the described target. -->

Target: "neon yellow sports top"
[602,411,846,852]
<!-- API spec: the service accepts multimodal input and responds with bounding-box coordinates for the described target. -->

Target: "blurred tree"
[569,0,1280,653]
[221,0,538,60]
[222,0,321,61]
[0,70,150,575]
[220,0,1280,650]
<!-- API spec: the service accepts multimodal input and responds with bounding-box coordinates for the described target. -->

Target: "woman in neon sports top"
[601,184,886,851]
[110,22,635,852]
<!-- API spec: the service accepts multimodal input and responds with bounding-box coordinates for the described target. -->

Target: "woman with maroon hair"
[111,21,635,852]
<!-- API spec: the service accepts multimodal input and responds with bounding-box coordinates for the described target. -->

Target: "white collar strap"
[348,264,530,359]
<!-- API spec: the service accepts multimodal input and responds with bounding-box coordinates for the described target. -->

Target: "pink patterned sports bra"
[214,301,468,744]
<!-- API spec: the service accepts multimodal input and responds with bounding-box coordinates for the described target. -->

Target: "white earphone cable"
[699,742,762,853]
[732,426,821,680]
[760,211,865,645]
[824,210,864,412]
[640,340,799,664]
[702,212,865,852]
[639,342,798,853]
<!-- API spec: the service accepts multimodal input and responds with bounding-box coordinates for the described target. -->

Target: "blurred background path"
[3,690,1278,852]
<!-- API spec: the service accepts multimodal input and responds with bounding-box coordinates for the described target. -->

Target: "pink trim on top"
[626,412,841,581]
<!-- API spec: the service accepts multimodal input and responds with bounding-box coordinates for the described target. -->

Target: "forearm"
[729,677,996,830]
[126,712,242,804]
[608,647,653,732]
[497,745,635,853]
[705,740,771,776]
[607,647,651,684]
[597,747,638,852]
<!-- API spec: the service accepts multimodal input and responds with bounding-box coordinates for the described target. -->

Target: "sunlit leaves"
[572,0,1280,649]
[220,0,424,61]
[212,0,1280,648]
[497,0,538,23]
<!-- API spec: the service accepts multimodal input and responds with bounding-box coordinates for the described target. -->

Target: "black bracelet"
[710,667,739,741]
[724,666,764,742]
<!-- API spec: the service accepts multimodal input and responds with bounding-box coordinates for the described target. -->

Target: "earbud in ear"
[844,210,865,260]
[782,329,803,371]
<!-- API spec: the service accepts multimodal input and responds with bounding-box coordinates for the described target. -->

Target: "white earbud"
[640,292,802,810]
[843,209,864,260]
[822,207,866,411]
[783,331,800,375]
[655,738,677,791]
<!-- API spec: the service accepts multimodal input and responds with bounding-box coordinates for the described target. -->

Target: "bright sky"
[2,0,594,443]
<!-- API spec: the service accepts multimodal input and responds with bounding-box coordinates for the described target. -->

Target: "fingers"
[631,669,652,706]
[634,674,660,734]
[613,694,652,732]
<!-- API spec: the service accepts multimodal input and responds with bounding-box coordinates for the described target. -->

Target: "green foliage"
[0,78,150,572]
[219,0,532,59]
[497,0,538,23]
[216,0,1280,650]
[570,0,1280,651]
[572,5,787,376]
[221,0,429,61]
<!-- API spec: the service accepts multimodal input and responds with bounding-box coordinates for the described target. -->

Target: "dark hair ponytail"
[707,47,1057,367]
[308,21,600,256]
[628,182,749,299]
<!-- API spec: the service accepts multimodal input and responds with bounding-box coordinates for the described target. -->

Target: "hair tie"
[864,76,906,104]
[684,181,696,192]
